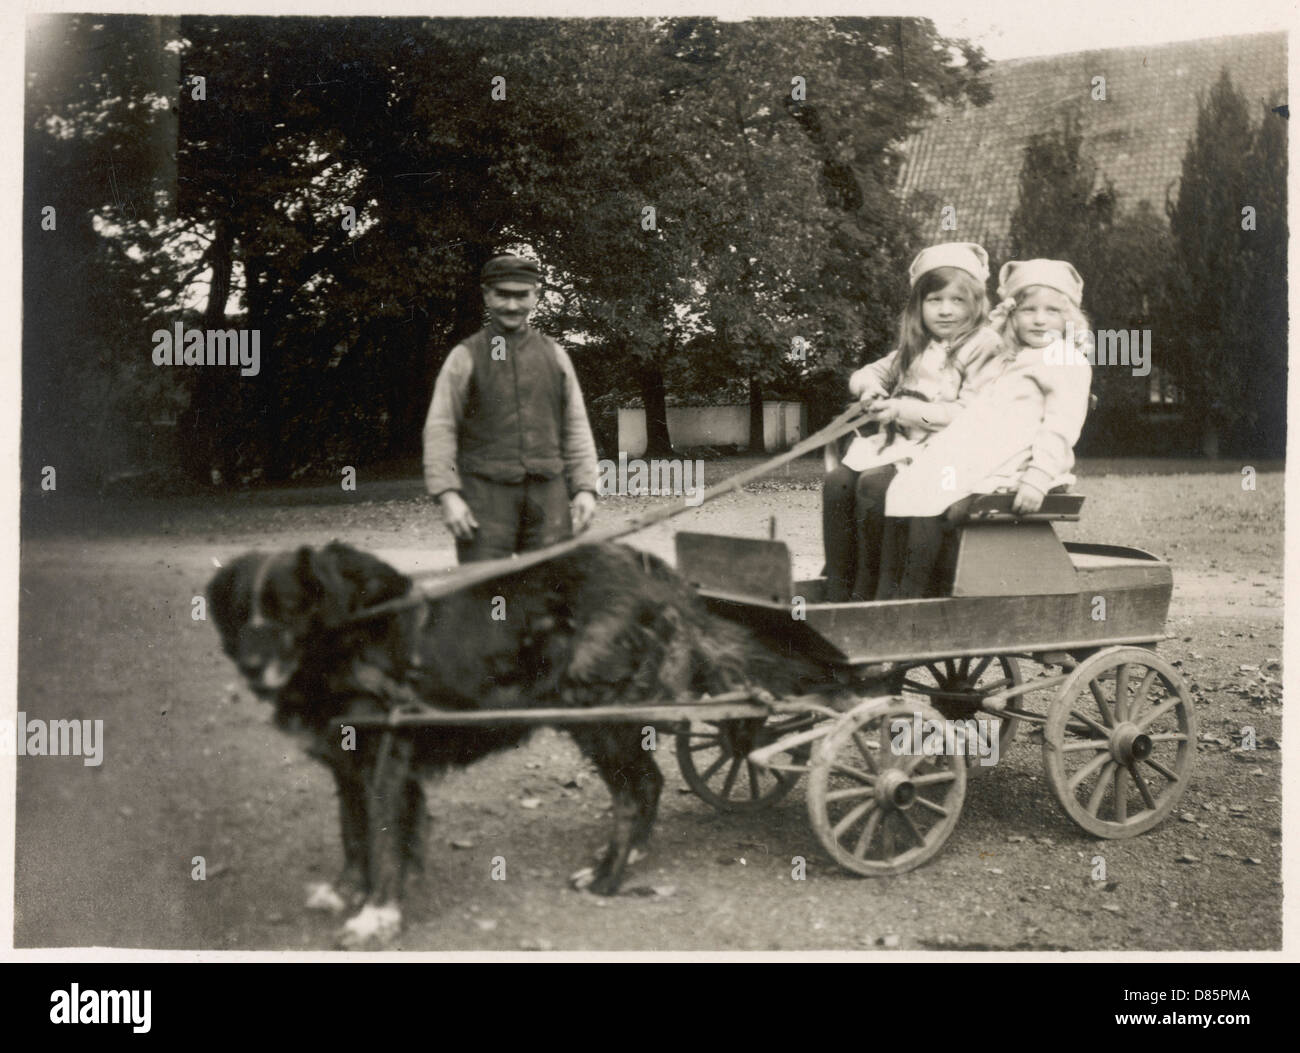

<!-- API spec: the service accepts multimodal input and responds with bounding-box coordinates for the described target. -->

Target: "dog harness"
[239,552,291,659]
[247,551,280,628]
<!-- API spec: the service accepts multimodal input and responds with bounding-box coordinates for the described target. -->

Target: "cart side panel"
[704,576,1172,667]
[807,587,1171,664]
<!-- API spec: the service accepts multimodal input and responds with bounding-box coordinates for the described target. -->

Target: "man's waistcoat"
[458,325,566,484]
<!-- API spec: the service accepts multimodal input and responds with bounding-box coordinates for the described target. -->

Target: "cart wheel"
[899,655,1022,772]
[1043,647,1196,838]
[807,700,966,876]
[675,714,811,812]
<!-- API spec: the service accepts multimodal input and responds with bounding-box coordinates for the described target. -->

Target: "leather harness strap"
[247,551,281,629]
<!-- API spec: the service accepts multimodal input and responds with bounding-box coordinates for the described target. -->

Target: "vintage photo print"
[6,1,1294,961]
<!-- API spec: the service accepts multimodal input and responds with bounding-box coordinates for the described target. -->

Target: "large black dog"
[208,541,816,947]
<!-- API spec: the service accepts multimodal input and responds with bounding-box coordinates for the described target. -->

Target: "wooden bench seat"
[944,493,1085,597]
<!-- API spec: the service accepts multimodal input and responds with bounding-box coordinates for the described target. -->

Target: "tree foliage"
[1007,118,1179,454]
[24,15,183,488]
[1165,71,1287,456]
[25,15,991,484]
[1009,116,1113,263]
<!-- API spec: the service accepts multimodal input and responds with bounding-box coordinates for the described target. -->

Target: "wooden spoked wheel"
[1043,647,1196,838]
[899,655,1022,772]
[807,700,967,876]
[675,713,814,812]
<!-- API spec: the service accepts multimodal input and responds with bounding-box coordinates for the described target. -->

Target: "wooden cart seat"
[943,493,1085,597]
[957,491,1084,523]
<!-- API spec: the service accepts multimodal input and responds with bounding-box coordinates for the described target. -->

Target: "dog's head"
[208,542,413,698]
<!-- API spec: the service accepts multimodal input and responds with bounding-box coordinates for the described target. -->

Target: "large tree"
[27,15,991,482]
[174,17,529,481]
[1164,70,1282,456]
[1006,118,1180,455]
[24,14,182,490]
[516,16,990,455]
[1236,98,1288,456]
[1009,116,1115,263]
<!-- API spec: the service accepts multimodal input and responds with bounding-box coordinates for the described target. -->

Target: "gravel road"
[13,467,1284,951]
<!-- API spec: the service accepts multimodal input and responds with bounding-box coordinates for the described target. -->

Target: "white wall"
[617,402,805,457]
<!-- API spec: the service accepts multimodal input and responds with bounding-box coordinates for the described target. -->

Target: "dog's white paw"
[587,845,648,866]
[304,882,348,914]
[336,903,402,949]
[570,846,648,890]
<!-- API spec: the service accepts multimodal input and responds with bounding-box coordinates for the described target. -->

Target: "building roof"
[898,32,1288,255]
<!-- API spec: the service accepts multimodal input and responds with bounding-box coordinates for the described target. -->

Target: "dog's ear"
[288,544,351,626]
[320,541,412,609]
[290,543,410,627]
[207,553,259,650]
[293,545,328,595]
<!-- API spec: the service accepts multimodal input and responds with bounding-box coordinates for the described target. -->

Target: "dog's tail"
[633,550,823,699]
[691,615,823,700]
[558,543,825,706]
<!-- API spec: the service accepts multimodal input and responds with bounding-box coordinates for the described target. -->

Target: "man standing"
[423,254,598,562]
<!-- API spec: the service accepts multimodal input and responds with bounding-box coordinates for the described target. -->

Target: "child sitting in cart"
[823,242,1005,601]
[878,259,1095,598]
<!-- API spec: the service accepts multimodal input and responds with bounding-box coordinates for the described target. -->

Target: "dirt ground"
[12,461,1285,951]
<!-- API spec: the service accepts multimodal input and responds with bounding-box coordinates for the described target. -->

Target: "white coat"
[884,340,1093,517]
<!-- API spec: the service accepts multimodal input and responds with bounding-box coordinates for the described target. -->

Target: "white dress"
[884,341,1093,517]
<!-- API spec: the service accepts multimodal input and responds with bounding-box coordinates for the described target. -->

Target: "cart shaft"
[336,687,861,729]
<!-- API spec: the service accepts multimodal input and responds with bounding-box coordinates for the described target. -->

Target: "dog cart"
[362,410,1195,879]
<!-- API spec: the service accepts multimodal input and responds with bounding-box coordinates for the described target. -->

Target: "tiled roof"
[898,32,1288,255]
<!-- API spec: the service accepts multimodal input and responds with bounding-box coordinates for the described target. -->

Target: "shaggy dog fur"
[208,541,818,947]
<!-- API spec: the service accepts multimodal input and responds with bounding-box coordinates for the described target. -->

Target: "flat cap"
[481,254,541,286]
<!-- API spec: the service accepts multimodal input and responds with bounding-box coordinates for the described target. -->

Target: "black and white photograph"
[7,1,1293,964]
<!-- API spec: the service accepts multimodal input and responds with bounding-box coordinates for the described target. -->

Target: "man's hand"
[438,491,478,540]
[571,490,597,534]
[1011,480,1045,515]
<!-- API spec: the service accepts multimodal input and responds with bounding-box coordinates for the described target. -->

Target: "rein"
[341,402,876,625]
